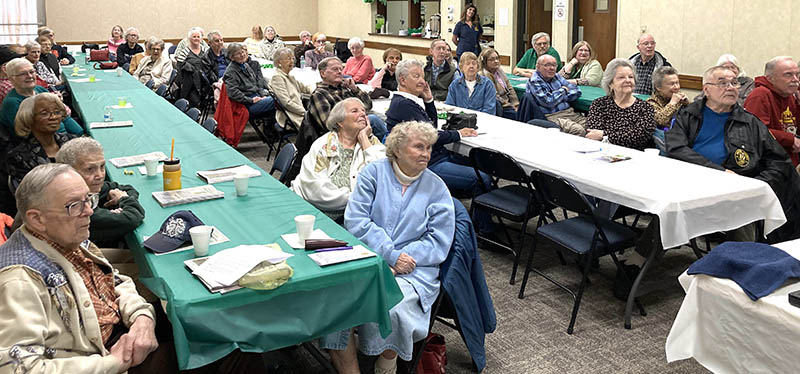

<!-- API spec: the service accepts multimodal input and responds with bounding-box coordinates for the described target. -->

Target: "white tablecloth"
[371,99,787,248]
[255,58,321,90]
[666,239,800,373]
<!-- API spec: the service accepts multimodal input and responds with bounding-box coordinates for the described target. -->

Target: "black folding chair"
[269,143,297,186]
[155,84,168,97]
[469,147,553,285]
[266,92,300,161]
[519,170,645,334]
[145,79,155,89]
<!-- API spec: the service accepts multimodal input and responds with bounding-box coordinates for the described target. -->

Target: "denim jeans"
[245,94,275,117]
[368,114,387,143]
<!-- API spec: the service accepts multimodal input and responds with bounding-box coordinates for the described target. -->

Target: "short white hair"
[24,40,40,52]
[348,37,365,49]
[396,59,423,81]
[601,58,636,95]
[55,137,104,166]
[531,32,550,45]
[124,27,139,39]
[187,26,204,39]
[5,57,33,76]
[765,56,794,76]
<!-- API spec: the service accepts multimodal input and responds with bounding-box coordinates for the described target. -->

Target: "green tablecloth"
[64,54,403,370]
[507,73,649,113]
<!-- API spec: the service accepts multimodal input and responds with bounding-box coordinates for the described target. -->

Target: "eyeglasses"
[36,110,65,118]
[639,41,656,47]
[13,70,36,77]
[705,80,741,89]
[540,63,557,68]
[64,193,99,217]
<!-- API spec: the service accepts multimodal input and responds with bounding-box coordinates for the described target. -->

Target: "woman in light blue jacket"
[445,52,496,114]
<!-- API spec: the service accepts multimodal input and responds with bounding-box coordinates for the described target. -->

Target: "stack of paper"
[196,164,261,184]
[109,151,168,167]
[151,185,225,207]
[190,244,293,288]
[307,245,376,266]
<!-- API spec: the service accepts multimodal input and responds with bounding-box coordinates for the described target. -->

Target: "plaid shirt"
[525,71,581,114]
[633,56,657,95]
[0,78,12,106]
[28,231,120,343]
[306,82,373,137]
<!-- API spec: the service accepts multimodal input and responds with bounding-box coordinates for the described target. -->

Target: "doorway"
[524,0,552,59]
[576,0,617,68]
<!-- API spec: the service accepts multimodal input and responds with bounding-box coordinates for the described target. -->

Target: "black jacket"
[201,48,228,82]
[385,94,459,166]
[116,43,143,67]
[667,98,800,242]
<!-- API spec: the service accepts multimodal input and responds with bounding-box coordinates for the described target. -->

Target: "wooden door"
[577,0,617,68]
[526,0,552,50]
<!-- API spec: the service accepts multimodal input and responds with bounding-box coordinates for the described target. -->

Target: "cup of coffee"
[143,156,159,177]
[233,173,249,196]
[294,215,315,242]
[189,225,213,257]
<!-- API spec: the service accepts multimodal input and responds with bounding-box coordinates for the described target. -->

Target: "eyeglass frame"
[36,109,66,118]
[703,80,742,89]
[64,193,99,217]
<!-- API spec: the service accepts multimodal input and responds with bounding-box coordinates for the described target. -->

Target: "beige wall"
[615,0,800,78]
[45,0,318,43]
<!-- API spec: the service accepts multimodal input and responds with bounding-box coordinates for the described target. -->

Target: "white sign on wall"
[554,0,567,21]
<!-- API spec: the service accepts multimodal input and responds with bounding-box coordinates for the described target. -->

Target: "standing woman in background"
[107,25,124,61]
[451,4,483,61]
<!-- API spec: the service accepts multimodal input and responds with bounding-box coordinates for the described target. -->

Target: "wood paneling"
[578,0,617,67]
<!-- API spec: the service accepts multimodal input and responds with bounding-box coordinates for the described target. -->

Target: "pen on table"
[314,246,353,253]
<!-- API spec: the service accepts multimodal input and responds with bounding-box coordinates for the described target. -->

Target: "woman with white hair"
[0,58,82,135]
[116,27,143,67]
[175,27,209,65]
[291,98,385,218]
[269,47,311,128]
[694,54,754,105]
[304,33,334,70]
[133,38,173,89]
[261,25,284,60]
[24,41,58,87]
[585,58,656,150]
[445,51,496,114]
[342,37,374,84]
[321,120,454,374]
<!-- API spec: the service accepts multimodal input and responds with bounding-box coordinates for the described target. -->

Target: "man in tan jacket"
[0,163,157,373]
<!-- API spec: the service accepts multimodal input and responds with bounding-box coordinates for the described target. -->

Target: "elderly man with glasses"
[513,32,563,77]
[667,65,800,243]
[744,56,800,167]
[0,164,269,373]
[629,34,671,94]
[526,54,585,135]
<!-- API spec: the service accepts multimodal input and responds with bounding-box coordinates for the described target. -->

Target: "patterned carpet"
[238,127,709,374]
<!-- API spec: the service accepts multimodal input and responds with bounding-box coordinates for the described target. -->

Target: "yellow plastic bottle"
[163,159,182,190]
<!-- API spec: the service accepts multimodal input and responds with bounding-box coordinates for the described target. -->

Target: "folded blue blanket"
[687,241,800,301]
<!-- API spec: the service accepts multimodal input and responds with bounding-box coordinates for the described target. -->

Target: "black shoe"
[613,264,641,301]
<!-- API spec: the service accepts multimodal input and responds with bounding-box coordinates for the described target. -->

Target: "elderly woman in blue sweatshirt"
[321,120,455,374]
[445,52,496,114]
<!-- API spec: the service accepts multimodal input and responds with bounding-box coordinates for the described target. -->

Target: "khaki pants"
[546,108,587,136]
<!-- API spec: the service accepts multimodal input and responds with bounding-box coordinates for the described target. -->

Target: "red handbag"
[89,49,110,61]
[416,333,446,374]
[93,62,118,69]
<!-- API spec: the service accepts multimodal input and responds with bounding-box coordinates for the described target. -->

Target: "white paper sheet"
[281,229,331,249]
[193,245,293,286]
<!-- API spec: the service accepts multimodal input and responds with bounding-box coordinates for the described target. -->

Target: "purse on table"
[89,49,110,62]
[442,112,478,131]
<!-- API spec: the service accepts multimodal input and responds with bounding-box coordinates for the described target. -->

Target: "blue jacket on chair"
[440,198,497,372]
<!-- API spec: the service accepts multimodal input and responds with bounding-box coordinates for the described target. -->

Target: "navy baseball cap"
[143,210,205,253]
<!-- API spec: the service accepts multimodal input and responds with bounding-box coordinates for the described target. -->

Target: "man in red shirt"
[744,56,800,166]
